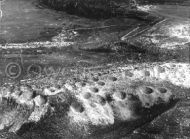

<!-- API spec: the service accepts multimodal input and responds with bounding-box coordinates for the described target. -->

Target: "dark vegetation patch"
[39,0,137,19]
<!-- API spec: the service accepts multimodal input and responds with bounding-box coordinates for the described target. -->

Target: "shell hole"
[97,81,105,86]
[144,87,154,94]
[83,92,92,99]
[108,76,117,81]
[127,94,139,101]
[71,101,84,113]
[81,82,86,87]
[92,77,99,82]
[120,91,126,100]
[105,94,113,103]
[158,88,167,94]
[90,87,99,93]
[98,73,102,76]
[97,95,106,106]
[144,70,150,76]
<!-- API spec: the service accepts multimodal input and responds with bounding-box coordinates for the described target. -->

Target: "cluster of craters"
[66,67,173,128]
[136,85,172,108]
[0,62,182,134]
[0,85,47,107]
[119,62,190,88]
[0,84,51,132]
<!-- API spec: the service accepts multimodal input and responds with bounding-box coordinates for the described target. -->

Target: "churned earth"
[0,0,190,139]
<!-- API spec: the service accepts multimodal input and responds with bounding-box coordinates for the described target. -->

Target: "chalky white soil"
[65,62,189,129]
[0,62,186,133]
[118,62,190,88]
[122,18,190,50]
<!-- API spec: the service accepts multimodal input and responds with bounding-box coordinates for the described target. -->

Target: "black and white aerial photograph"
[0,0,190,139]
